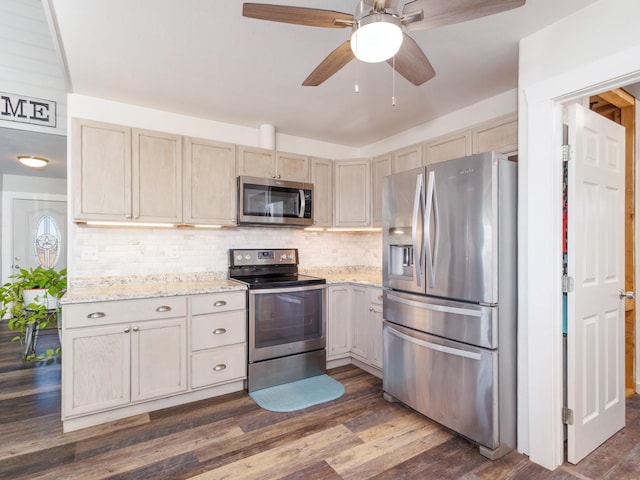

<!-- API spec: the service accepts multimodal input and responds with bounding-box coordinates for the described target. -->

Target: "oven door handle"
[248,284,326,295]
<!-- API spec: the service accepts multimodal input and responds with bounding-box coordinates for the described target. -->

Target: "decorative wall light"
[17,155,49,168]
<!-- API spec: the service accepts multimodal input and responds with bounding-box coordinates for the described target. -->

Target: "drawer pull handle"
[156,305,172,312]
[213,328,227,335]
[87,312,106,319]
[213,364,227,371]
[213,300,227,307]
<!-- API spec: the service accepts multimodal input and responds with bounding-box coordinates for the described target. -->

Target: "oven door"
[248,284,326,362]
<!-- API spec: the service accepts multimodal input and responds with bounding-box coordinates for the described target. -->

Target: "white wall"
[519,0,640,470]
[362,89,517,157]
[0,0,67,136]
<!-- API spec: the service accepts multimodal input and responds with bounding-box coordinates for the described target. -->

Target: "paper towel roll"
[259,124,276,150]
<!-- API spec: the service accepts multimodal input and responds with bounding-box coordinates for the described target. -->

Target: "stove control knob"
[236,254,243,261]
[287,254,294,260]
[245,254,251,260]
[280,254,287,260]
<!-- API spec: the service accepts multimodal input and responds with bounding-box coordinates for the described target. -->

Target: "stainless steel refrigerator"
[382,151,517,460]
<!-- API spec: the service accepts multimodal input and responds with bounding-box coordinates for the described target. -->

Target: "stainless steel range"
[228,248,326,392]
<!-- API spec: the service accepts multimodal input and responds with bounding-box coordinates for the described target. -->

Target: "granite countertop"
[62,267,383,305]
[61,273,246,305]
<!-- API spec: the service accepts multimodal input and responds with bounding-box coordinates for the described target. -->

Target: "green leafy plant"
[0,266,67,361]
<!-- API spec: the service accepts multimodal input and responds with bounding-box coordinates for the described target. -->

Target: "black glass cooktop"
[231,274,325,290]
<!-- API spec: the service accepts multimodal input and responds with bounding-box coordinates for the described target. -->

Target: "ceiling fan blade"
[242,3,353,28]
[402,0,526,31]
[302,41,355,86]
[387,33,435,86]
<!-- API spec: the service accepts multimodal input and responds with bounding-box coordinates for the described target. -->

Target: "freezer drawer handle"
[388,326,481,361]
[386,293,482,317]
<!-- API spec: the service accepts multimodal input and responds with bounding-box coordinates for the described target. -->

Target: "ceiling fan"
[243,0,526,87]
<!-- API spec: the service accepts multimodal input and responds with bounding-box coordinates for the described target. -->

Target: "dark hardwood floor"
[2,322,640,479]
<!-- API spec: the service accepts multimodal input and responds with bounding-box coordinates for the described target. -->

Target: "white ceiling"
[47,0,602,148]
[0,0,610,180]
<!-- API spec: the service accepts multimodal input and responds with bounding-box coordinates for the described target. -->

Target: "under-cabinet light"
[83,221,175,228]
[325,227,382,233]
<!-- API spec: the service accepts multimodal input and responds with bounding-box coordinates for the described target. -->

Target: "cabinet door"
[237,146,276,178]
[63,324,131,417]
[72,119,132,221]
[334,159,371,227]
[311,158,333,227]
[131,318,187,402]
[472,113,518,155]
[369,303,384,370]
[327,285,351,359]
[371,154,391,227]
[132,129,182,222]
[277,152,310,182]
[391,144,423,173]
[424,129,472,165]
[350,286,369,360]
[183,137,237,225]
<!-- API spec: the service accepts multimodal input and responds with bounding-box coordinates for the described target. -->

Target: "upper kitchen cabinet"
[237,146,310,182]
[183,137,237,226]
[72,119,182,223]
[133,129,183,222]
[472,113,518,155]
[424,129,472,165]
[391,144,423,173]
[334,159,371,227]
[371,154,391,227]
[311,158,332,227]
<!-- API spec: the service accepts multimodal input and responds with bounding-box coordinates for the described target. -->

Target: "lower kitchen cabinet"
[327,284,383,376]
[61,291,247,432]
[189,291,247,389]
[327,285,351,361]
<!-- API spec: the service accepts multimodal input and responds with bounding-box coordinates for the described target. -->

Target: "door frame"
[1,190,67,286]
[521,50,640,469]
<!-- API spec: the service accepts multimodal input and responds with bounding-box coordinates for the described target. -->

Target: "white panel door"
[566,103,626,463]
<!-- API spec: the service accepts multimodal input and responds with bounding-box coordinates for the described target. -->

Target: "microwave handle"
[298,189,305,218]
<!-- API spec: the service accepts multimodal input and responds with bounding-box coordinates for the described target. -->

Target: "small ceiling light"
[350,13,403,63]
[18,155,49,168]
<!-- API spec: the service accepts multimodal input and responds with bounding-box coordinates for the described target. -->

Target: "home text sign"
[0,92,57,128]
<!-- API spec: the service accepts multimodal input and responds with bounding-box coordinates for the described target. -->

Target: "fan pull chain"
[391,55,397,106]
[354,58,359,93]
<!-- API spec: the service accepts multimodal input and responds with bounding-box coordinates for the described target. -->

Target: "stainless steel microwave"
[237,176,313,226]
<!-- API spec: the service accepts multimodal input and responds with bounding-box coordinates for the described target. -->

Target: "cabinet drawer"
[64,296,187,328]
[191,344,246,389]
[190,291,246,315]
[191,310,247,351]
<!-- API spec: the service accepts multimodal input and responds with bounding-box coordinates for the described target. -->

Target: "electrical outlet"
[81,246,98,261]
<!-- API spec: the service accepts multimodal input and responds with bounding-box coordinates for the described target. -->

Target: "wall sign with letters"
[0,92,57,128]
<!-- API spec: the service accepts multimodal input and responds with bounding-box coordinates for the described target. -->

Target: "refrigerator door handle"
[386,293,482,317]
[412,173,425,287]
[387,325,482,361]
[425,171,436,288]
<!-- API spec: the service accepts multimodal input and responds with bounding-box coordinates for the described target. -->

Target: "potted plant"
[0,266,67,361]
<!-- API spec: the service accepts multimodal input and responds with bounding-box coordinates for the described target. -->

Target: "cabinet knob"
[213,364,227,371]
[87,312,106,319]
[124,327,130,333]
[213,300,227,307]
[213,328,227,335]
[378,295,383,301]
[369,307,374,311]
[132,326,139,332]
[271,174,277,179]
[156,305,172,312]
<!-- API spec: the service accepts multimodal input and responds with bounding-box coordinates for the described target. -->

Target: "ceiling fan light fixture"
[17,155,49,168]
[350,13,403,63]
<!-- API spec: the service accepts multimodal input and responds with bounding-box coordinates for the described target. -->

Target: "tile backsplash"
[70,224,382,279]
